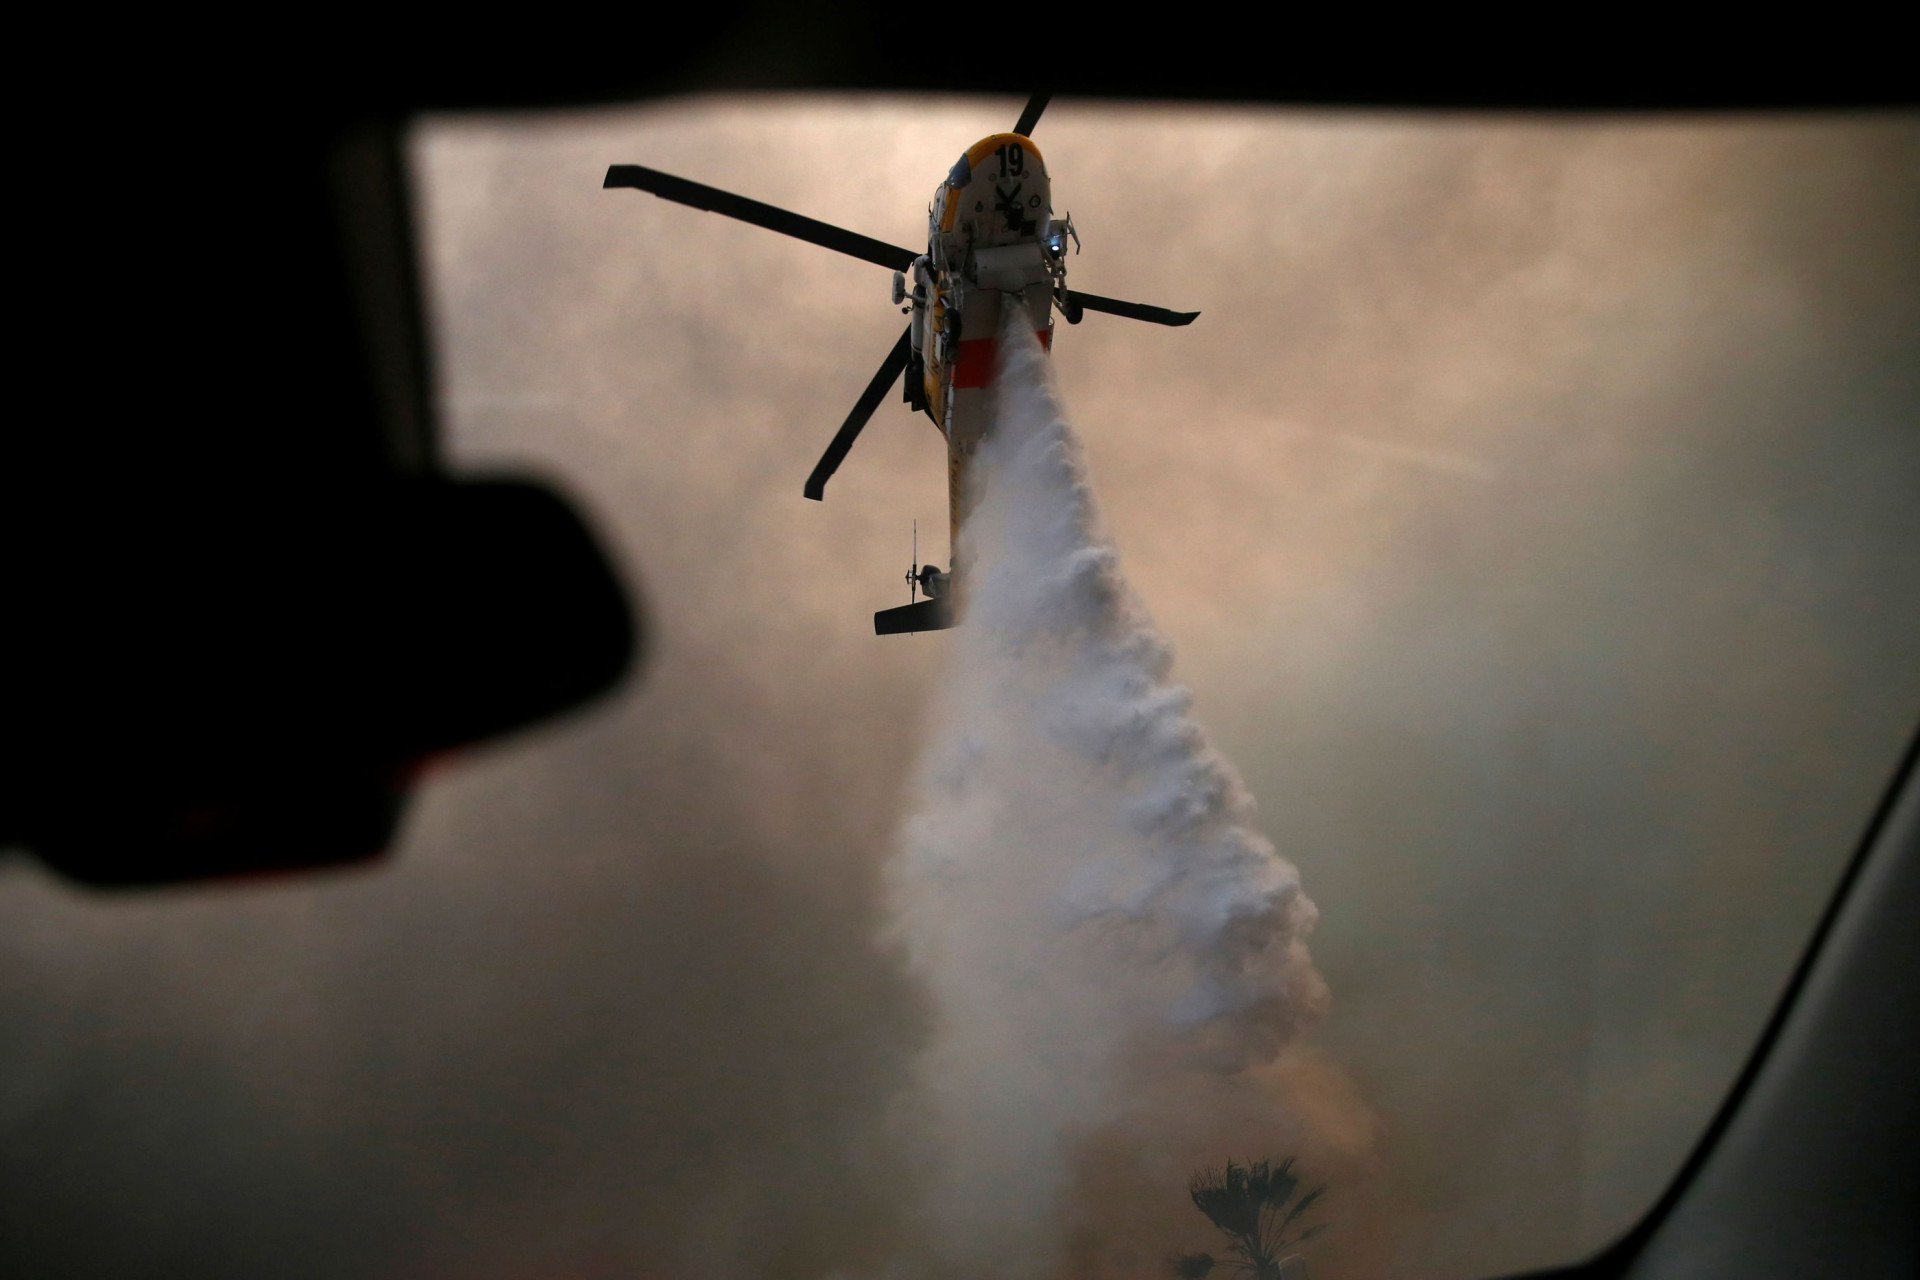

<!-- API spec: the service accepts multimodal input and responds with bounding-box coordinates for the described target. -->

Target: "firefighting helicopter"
[604,93,1197,635]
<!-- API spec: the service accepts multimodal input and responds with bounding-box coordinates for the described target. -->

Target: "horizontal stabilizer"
[875,598,956,636]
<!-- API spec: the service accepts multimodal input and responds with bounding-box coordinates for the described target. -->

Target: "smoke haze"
[3,99,1917,1280]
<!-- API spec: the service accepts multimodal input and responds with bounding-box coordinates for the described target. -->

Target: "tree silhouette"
[1166,1158,1324,1280]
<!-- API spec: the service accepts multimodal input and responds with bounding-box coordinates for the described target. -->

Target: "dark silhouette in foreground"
[1168,1158,1324,1280]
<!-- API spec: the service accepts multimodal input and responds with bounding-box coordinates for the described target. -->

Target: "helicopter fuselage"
[603,93,1195,637]
[901,132,1066,599]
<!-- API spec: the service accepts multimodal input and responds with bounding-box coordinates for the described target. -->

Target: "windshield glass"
[3,99,1916,1280]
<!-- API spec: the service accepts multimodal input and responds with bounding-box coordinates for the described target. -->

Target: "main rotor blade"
[1013,93,1052,136]
[605,165,917,272]
[805,327,914,501]
[1062,289,1200,327]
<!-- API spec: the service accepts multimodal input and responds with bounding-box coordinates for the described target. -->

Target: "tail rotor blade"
[805,327,914,501]
[1013,92,1051,137]
[1060,288,1200,327]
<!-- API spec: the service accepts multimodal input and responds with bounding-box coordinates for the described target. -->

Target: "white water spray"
[887,318,1332,1279]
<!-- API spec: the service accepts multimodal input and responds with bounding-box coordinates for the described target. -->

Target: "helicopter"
[604,93,1198,635]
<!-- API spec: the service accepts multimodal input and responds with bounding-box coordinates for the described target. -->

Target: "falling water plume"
[884,315,1359,1280]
